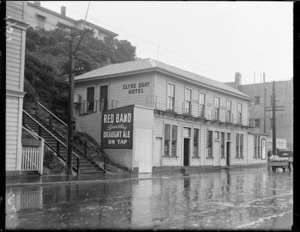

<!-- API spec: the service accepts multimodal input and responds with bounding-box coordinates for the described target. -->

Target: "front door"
[184,138,190,166]
[226,142,231,166]
[100,85,108,111]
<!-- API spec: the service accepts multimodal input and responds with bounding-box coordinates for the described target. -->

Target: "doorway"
[100,85,108,111]
[184,138,190,166]
[226,142,231,166]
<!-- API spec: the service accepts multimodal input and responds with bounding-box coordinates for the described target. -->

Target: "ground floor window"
[193,128,199,157]
[254,135,261,158]
[164,124,177,157]
[236,133,243,158]
[207,130,213,158]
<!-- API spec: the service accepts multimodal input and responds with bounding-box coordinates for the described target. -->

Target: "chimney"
[61,6,66,17]
[235,72,241,86]
[33,1,41,7]
[263,72,266,83]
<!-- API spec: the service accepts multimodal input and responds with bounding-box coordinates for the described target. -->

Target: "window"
[255,96,260,105]
[236,134,240,157]
[207,130,213,158]
[240,134,243,158]
[171,125,177,157]
[255,119,260,128]
[257,136,261,158]
[193,129,199,157]
[221,132,225,158]
[236,133,244,158]
[237,103,242,123]
[37,15,46,29]
[87,87,95,113]
[214,97,220,120]
[214,131,220,140]
[184,88,192,114]
[226,100,232,122]
[164,124,177,157]
[199,93,205,117]
[254,135,261,158]
[164,124,170,156]
[167,84,175,111]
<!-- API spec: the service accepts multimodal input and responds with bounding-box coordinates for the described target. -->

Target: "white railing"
[21,127,44,175]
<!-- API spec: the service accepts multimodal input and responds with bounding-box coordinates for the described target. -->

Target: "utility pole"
[265,81,284,156]
[67,35,74,175]
[272,81,276,156]
[59,23,91,175]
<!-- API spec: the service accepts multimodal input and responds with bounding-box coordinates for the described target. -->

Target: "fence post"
[104,156,107,172]
[36,102,38,116]
[84,140,87,157]
[38,126,41,137]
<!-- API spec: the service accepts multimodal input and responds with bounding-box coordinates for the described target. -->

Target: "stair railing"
[23,110,80,175]
[36,102,68,138]
[74,135,107,172]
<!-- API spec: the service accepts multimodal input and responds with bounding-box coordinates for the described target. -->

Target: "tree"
[24,27,137,120]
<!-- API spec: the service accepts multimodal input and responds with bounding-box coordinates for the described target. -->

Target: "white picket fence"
[21,127,44,174]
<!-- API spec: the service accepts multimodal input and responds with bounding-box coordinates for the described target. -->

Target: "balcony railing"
[76,99,108,116]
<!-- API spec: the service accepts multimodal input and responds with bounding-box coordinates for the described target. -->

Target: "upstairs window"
[184,88,192,114]
[226,100,232,122]
[87,87,95,113]
[214,97,220,120]
[36,14,46,29]
[199,93,205,117]
[167,84,175,111]
[237,103,242,123]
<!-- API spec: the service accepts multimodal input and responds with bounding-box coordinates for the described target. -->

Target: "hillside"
[23,27,136,121]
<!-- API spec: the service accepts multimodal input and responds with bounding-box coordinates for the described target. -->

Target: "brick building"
[226,74,293,150]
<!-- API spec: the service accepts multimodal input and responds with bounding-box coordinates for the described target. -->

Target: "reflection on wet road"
[6,167,293,230]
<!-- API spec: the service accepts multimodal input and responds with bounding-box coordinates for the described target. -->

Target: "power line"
[24,3,231,78]
[17,6,232,79]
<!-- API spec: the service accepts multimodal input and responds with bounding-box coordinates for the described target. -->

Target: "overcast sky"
[40,1,293,84]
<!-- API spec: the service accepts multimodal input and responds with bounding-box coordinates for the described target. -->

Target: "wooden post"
[272,81,276,156]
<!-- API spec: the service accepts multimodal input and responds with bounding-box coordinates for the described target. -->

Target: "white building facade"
[74,59,267,173]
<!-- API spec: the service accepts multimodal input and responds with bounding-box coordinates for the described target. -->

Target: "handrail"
[22,126,43,141]
[23,110,80,160]
[36,101,68,127]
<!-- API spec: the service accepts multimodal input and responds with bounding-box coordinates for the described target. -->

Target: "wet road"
[6,167,293,230]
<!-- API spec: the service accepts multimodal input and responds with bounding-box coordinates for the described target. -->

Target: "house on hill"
[25,1,118,40]
[73,59,267,173]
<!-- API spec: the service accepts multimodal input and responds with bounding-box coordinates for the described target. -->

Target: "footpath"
[6,166,234,187]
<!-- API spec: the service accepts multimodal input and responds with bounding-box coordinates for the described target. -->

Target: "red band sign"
[101,105,134,149]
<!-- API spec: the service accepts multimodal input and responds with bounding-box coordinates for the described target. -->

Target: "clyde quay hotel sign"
[101,105,134,149]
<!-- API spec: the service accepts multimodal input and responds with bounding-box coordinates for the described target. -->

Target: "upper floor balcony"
[74,95,251,128]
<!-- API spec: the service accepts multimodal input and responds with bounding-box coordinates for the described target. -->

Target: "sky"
[39,1,293,85]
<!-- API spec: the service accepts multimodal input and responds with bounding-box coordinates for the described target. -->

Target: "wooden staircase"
[23,103,106,175]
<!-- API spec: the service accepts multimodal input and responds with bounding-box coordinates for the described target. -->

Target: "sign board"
[101,105,134,149]
[266,138,287,150]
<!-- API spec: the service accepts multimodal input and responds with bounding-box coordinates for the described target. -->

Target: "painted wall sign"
[101,105,134,149]
[123,82,150,94]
